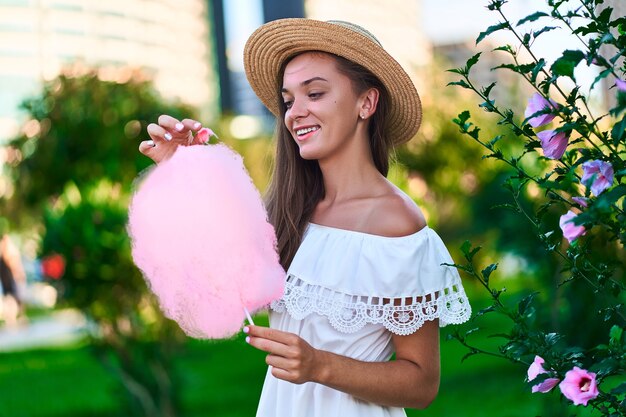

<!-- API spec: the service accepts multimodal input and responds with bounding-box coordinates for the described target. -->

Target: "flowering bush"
[447,0,625,414]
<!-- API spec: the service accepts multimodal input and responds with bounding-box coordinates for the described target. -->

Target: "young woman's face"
[281,52,364,161]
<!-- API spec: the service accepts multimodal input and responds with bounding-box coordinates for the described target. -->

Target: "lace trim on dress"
[270,275,472,335]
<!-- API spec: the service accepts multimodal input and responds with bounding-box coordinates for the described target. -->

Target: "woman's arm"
[245,319,440,409]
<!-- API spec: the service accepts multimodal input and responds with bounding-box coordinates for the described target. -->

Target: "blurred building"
[211,0,430,121]
[211,0,304,119]
[305,0,431,95]
[432,40,530,111]
[0,0,218,142]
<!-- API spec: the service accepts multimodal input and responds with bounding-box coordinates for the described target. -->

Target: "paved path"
[0,309,89,352]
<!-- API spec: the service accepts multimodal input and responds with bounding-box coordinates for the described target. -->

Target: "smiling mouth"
[295,126,320,137]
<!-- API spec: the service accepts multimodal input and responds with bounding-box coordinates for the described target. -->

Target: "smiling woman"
[140,18,471,417]
[280,52,379,162]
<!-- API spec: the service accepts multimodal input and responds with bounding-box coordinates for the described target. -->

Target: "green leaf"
[455,110,471,125]
[597,6,613,26]
[610,49,625,64]
[466,53,482,72]
[518,292,537,316]
[493,62,535,75]
[488,135,504,146]
[517,11,548,26]
[591,68,613,91]
[487,0,506,11]
[481,263,498,283]
[447,67,465,75]
[609,325,623,345]
[592,357,618,377]
[594,184,626,211]
[611,114,626,144]
[481,82,497,98]
[492,45,515,55]
[550,50,585,78]
[460,240,481,260]
[477,22,510,44]
[533,26,557,38]
[530,59,546,83]
[447,80,471,89]
[574,21,599,36]
[544,332,561,346]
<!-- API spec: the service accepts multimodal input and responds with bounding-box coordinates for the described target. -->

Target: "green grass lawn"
[0,313,602,417]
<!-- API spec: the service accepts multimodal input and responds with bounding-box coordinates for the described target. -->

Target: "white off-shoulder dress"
[255,222,471,417]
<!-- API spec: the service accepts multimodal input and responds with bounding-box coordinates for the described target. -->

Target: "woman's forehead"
[282,53,341,88]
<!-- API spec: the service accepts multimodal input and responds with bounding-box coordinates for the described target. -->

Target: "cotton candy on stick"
[128,143,285,339]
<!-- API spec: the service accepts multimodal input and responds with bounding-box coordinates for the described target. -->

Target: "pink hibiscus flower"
[527,356,560,393]
[581,160,614,196]
[524,93,558,127]
[559,210,586,243]
[559,367,599,406]
[537,130,569,159]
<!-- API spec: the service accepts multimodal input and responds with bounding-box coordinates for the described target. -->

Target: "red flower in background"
[41,254,66,280]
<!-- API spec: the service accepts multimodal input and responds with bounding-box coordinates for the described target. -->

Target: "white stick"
[243,306,255,326]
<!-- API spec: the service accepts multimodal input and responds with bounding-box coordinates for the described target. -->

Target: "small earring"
[360,114,365,119]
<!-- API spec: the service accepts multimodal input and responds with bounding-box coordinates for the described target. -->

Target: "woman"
[140,19,471,417]
[0,234,26,326]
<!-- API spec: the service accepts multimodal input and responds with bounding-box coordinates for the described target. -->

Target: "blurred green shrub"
[5,69,197,417]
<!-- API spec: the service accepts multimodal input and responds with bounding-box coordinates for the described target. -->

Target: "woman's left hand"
[244,325,324,384]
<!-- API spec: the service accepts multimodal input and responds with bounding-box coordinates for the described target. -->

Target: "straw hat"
[243,18,422,146]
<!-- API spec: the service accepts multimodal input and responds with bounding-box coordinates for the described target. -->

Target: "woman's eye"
[283,100,293,109]
[309,92,323,99]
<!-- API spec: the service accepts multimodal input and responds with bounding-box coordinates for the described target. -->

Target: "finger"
[157,115,182,132]
[270,366,293,382]
[181,119,202,145]
[246,335,292,357]
[138,140,156,155]
[158,115,195,137]
[147,123,172,142]
[157,115,196,145]
[266,354,296,370]
[181,118,202,132]
[246,325,296,345]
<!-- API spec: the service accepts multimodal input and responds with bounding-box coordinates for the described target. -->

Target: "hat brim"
[243,19,422,146]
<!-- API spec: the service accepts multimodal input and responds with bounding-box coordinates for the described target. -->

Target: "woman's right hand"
[139,115,204,164]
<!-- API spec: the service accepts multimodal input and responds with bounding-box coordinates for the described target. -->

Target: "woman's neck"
[317,144,383,204]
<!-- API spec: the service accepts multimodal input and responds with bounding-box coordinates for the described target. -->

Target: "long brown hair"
[265,52,393,270]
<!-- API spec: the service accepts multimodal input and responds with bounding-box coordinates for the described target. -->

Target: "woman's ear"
[359,87,380,119]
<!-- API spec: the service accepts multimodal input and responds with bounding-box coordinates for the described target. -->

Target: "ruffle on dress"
[270,223,471,335]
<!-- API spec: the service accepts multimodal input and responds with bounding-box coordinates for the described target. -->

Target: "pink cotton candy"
[128,144,285,339]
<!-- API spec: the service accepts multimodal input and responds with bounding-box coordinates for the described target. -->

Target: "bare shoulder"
[366,186,427,237]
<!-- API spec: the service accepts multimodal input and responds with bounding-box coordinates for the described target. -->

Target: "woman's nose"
[288,99,308,120]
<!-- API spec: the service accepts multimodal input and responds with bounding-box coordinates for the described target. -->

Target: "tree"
[5,68,197,417]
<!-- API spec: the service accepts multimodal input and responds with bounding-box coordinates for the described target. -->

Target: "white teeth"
[296,126,319,136]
